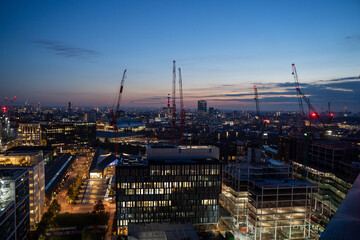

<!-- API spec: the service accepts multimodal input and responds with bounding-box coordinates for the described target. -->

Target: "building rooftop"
[6,146,56,153]
[253,179,318,189]
[0,151,42,156]
[146,145,218,150]
[149,158,220,165]
[146,145,220,161]
[119,154,148,167]
[45,153,74,193]
[128,222,199,240]
[0,168,28,180]
[312,140,359,149]
[96,131,142,139]
[89,149,117,172]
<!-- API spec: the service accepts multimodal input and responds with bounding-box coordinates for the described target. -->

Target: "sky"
[0,0,360,112]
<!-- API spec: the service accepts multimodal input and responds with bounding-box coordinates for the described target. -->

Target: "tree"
[31,200,62,240]
[93,199,105,213]
[49,199,61,214]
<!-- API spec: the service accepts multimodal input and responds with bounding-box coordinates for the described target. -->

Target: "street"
[55,154,115,213]
[56,154,89,213]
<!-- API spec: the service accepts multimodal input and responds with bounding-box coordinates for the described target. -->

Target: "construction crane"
[253,85,260,121]
[2,96,16,116]
[178,68,185,145]
[110,69,127,155]
[2,97,8,113]
[292,64,305,118]
[253,85,267,148]
[291,64,319,121]
[291,64,320,181]
[171,60,176,145]
[328,102,334,123]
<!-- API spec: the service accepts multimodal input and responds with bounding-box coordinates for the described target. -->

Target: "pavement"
[54,152,116,239]
[82,178,107,204]
[56,155,90,213]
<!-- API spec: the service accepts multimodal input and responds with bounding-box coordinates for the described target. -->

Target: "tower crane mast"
[253,85,261,121]
[110,69,127,155]
[292,64,305,117]
[171,60,176,145]
[178,68,185,145]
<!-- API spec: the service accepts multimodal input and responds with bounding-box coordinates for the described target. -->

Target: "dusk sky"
[1,0,359,112]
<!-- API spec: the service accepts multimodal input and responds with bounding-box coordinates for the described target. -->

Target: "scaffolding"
[221,161,318,240]
[248,180,317,240]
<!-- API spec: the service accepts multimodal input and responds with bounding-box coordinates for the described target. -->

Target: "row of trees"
[66,173,83,203]
[31,200,61,240]
[93,199,105,213]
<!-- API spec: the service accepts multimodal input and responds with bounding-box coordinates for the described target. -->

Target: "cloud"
[316,76,360,84]
[325,87,353,92]
[346,34,360,40]
[33,40,100,58]
[207,96,297,103]
[184,75,360,111]
[203,91,294,98]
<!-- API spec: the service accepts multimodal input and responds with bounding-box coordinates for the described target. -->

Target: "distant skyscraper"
[208,107,215,117]
[197,100,207,117]
[67,102,73,112]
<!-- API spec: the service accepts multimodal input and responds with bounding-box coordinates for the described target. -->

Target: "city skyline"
[1,0,360,112]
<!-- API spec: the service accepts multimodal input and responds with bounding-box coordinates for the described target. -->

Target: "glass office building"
[116,146,222,234]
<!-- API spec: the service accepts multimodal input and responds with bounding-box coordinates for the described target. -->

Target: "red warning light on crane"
[311,112,317,118]
[2,107,7,112]
[330,113,334,117]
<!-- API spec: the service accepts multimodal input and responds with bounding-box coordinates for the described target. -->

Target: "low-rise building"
[17,123,42,146]
[89,149,117,179]
[45,153,74,200]
[43,121,96,147]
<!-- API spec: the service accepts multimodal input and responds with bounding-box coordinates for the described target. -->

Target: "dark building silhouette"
[197,100,207,117]
[67,101,73,112]
[43,121,96,147]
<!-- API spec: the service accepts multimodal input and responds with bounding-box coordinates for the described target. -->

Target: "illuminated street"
[82,178,107,204]
[56,155,90,213]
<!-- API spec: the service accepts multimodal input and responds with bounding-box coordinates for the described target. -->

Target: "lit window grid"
[116,162,221,227]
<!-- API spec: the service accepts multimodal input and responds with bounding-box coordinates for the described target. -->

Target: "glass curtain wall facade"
[0,169,30,240]
[0,151,45,229]
[116,158,221,234]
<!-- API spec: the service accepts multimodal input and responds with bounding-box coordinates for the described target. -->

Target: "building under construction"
[220,158,318,240]
[278,136,360,219]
